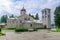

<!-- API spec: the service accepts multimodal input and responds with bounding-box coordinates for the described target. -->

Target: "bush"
[33,28,37,31]
[15,28,28,32]
[0,28,1,32]
[1,28,15,30]
[7,28,15,30]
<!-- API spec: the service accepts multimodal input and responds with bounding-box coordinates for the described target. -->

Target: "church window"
[45,16,46,18]
[27,17,30,20]
[48,10,50,13]
[24,16,30,21]
[45,10,46,15]
[42,16,44,20]
[48,15,50,17]
[24,18,27,20]
[42,16,44,18]
[30,24,32,27]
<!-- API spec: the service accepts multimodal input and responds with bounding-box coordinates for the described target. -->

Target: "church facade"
[7,7,51,29]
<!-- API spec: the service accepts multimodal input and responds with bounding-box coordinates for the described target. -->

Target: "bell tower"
[42,8,51,28]
[21,7,26,15]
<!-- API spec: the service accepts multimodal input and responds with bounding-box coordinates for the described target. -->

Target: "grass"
[0,32,2,36]
[1,27,51,32]
[54,29,60,32]
[1,28,50,31]
[1,28,15,30]
[50,28,60,32]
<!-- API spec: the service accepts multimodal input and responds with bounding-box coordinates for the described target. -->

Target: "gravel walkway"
[0,30,60,40]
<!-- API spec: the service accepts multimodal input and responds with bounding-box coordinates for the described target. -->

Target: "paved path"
[0,30,60,40]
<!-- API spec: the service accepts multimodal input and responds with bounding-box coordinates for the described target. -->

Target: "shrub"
[0,28,1,33]
[33,28,38,31]
[0,28,1,32]
[15,28,28,32]
[0,28,2,36]
[7,28,15,30]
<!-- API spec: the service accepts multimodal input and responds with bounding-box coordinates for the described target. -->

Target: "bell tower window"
[24,16,30,21]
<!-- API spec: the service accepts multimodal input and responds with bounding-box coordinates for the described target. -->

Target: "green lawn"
[55,29,60,32]
[0,32,3,36]
[1,28,15,30]
[51,28,60,32]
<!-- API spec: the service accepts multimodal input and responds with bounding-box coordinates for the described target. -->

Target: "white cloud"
[0,0,60,23]
[0,0,13,15]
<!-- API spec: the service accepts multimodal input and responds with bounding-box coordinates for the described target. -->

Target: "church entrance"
[44,25,47,29]
[30,24,32,27]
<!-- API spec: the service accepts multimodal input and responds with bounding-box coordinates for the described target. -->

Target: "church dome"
[21,7,26,11]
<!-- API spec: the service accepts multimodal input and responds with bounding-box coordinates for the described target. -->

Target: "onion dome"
[21,7,26,11]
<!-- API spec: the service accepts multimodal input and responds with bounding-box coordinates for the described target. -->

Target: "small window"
[45,16,46,18]
[45,10,46,15]
[42,16,44,18]
[42,16,44,20]
[48,15,50,17]
[24,18,27,20]
[24,17,30,20]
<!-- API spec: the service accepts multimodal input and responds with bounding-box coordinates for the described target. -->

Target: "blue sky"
[0,0,60,24]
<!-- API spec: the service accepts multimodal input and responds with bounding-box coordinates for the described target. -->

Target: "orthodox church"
[7,7,51,29]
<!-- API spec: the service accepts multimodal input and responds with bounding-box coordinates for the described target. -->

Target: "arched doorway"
[44,25,47,29]
[30,24,32,27]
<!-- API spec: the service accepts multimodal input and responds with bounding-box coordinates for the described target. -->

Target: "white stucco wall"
[7,18,17,28]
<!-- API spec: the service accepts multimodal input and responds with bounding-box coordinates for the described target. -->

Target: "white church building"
[7,7,51,29]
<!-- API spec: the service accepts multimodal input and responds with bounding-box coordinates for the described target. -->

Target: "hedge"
[15,28,28,32]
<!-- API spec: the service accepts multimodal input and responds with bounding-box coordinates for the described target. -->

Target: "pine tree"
[1,15,8,23]
[54,6,60,28]
[35,13,39,20]
[29,13,35,19]
[9,14,14,18]
[29,13,31,16]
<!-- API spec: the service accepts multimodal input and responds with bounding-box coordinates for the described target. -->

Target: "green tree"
[54,6,60,28]
[35,13,39,20]
[29,13,31,16]
[29,13,35,19]
[51,24,54,27]
[31,15,35,19]
[1,15,8,23]
[9,14,14,18]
